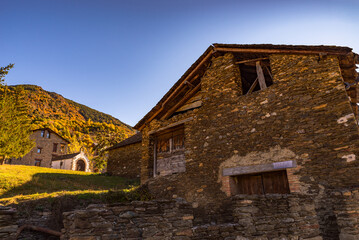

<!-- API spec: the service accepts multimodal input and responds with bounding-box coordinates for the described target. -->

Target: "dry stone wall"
[332,189,359,240]
[61,199,194,240]
[61,194,323,240]
[107,142,142,178]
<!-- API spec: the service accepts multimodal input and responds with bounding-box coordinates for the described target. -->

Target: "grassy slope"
[0,165,139,205]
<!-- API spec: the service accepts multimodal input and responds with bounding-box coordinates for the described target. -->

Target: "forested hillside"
[3,85,135,170]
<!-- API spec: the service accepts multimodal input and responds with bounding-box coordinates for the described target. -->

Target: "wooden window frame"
[37,148,42,154]
[155,125,185,154]
[153,124,185,177]
[53,143,58,153]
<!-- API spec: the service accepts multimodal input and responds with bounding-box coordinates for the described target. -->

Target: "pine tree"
[0,64,35,164]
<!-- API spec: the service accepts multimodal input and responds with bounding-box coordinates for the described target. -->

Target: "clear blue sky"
[1,0,358,127]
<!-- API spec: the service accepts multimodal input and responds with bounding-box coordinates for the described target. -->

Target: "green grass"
[0,165,140,205]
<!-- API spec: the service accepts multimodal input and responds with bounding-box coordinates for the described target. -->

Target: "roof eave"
[134,43,355,130]
[134,45,215,130]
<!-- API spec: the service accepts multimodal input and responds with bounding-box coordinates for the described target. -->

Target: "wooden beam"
[246,77,258,95]
[214,47,350,56]
[184,80,195,89]
[16,224,62,239]
[161,83,201,120]
[236,57,269,64]
[161,50,213,107]
[148,117,193,134]
[265,65,273,80]
[176,100,202,112]
[256,61,267,90]
[137,49,213,131]
[153,142,157,177]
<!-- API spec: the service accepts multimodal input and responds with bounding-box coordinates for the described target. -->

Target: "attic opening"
[236,58,273,95]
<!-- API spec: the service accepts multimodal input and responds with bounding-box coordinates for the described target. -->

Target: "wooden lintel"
[161,84,201,120]
[246,77,258,95]
[148,117,194,135]
[256,61,267,90]
[236,57,269,65]
[223,160,297,176]
[214,47,349,56]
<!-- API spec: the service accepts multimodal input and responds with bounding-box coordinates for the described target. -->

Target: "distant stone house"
[106,132,142,178]
[133,44,359,238]
[9,128,70,168]
[51,151,90,172]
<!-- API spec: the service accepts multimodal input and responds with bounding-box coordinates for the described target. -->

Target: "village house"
[132,44,359,238]
[8,128,90,172]
[106,132,142,178]
[9,128,70,168]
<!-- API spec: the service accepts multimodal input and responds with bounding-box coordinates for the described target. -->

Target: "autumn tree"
[0,64,34,164]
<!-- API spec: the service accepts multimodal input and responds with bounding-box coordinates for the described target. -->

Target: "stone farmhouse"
[8,128,90,171]
[9,128,70,167]
[129,44,359,238]
[107,132,142,178]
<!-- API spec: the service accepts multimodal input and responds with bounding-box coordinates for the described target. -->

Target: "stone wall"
[61,199,194,240]
[0,205,18,240]
[61,194,322,240]
[231,194,321,239]
[107,142,142,178]
[332,189,359,239]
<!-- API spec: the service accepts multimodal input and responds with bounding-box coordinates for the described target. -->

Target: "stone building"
[9,128,70,168]
[106,132,142,178]
[51,150,90,172]
[133,44,359,238]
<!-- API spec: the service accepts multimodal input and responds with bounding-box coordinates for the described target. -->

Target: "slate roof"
[52,152,80,161]
[106,132,142,151]
[134,43,355,130]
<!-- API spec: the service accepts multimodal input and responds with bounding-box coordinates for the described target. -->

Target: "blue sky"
[1,0,358,126]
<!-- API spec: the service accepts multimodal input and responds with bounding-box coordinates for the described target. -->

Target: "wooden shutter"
[233,170,289,195]
[262,171,290,194]
[235,174,264,195]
